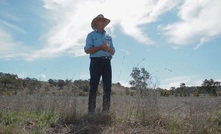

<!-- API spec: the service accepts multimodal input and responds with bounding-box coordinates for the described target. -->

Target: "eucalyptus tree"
[202,79,219,96]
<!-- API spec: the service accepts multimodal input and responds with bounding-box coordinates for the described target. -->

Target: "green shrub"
[0,111,59,133]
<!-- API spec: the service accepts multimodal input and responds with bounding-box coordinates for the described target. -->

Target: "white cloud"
[160,75,205,89]
[0,18,29,60]
[1,0,220,60]
[37,73,47,81]
[27,0,95,60]
[16,72,28,79]
[0,19,25,33]
[161,0,221,47]
[29,0,183,60]
[193,37,208,50]
[0,30,29,60]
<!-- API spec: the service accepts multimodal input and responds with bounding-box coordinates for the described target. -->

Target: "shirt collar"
[95,29,106,34]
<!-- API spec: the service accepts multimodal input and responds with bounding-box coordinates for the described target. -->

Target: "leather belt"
[91,56,111,60]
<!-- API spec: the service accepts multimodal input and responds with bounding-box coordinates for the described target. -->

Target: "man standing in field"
[84,14,115,114]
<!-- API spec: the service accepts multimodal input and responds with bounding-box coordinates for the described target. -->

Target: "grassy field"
[0,89,221,134]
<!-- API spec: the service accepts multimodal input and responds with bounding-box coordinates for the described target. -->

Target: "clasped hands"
[100,42,110,51]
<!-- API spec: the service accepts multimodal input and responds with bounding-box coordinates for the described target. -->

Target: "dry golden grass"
[0,90,221,133]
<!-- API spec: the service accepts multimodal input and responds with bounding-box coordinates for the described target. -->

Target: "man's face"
[96,19,106,29]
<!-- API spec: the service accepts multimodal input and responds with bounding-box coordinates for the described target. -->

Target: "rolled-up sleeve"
[109,36,115,50]
[84,33,93,52]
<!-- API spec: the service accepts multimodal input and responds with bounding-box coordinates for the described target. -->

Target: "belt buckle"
[101,56,109,59]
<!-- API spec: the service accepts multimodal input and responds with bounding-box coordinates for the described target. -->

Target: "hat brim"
[91,17,110,30]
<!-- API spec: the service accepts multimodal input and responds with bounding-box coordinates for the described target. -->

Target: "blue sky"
[0,0,221,89]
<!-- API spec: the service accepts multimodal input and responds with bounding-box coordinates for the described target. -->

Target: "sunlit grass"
[0,92,221,133]
[0,110,59,134]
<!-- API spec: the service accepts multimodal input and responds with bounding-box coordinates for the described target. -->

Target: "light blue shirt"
[84,29,115,58]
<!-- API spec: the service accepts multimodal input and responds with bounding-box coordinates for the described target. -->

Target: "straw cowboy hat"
[91,14,110,30]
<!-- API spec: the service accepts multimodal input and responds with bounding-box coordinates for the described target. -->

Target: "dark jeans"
[88,58,112,113]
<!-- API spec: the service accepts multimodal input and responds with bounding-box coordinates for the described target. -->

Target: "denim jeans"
[88,58,112,113]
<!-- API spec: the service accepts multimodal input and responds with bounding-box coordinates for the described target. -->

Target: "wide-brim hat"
[91,14,110,30]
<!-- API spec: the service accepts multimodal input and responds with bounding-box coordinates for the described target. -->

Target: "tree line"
[1,70,221,96]
[129,67,221,96]
[0,72,89,95]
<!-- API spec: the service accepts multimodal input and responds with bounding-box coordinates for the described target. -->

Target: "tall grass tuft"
[134,89,160,126]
